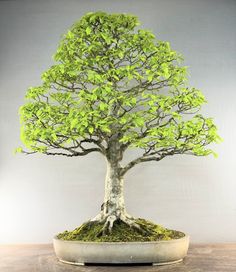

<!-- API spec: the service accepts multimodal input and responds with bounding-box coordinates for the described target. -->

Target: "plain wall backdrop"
[0,0,235,243]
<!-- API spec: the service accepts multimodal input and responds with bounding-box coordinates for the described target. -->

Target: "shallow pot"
[53,234,189,266]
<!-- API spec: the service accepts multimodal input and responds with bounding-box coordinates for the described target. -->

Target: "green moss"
[57,218,185,242]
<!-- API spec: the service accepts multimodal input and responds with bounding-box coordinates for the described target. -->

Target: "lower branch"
[120,155,163,176]
[120,148,187,176]
[22,147,101,157]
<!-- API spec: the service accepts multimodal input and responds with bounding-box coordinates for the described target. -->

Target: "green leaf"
[118,52,124,58]
[86,27,92,35]
[88,127,94,134]
[71,119,78,129]
[100,126,111,133]
[99,102,108,111]
[67,31,74,39]
[148,74,153,82]
[14,147,23,154]
[133,117,144,126]
[212,151,218,158]
[171,112,181,120]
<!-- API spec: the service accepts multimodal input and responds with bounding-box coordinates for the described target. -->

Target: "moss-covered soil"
[57,218,185,242]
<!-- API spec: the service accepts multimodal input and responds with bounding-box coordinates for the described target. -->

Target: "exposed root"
[94,214,115,236]
[122,213,135,220]
[120,214,152,235]
[92,213,153,237]
[103,215,117,235]
[90,211,104,222]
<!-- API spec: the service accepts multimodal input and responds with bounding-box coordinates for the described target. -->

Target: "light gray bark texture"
[90,138,142,232]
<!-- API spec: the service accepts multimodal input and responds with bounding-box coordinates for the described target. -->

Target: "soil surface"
[57,218,185,242]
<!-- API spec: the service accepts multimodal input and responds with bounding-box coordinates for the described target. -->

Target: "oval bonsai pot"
[53,234,189,266]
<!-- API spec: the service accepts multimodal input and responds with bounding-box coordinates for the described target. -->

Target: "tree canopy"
[17,12,221,173]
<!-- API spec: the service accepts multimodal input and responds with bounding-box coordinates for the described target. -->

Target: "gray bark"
[90,138,146,233]
[103,158,125,217]
[91,138,129,223]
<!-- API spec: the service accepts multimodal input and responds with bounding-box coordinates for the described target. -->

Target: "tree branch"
[22,147,101,157]
[120,148,184,176]
[44,147,101,156]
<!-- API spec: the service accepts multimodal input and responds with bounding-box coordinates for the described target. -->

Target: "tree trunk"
[102,158,125,218]
[90,138,146,234]
[91,138,126,219]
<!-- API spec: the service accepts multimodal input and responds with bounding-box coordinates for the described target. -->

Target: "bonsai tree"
[17,12,221,236]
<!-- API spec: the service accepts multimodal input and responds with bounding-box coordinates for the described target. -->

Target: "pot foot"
[59,259,85,266]
[153,258,183,266]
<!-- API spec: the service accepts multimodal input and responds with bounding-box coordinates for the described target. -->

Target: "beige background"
[0,0,235,243]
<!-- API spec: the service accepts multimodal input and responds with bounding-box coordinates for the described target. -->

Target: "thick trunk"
[102,136,126,218]
[91,138,127,222]
[102,158,125,218]
[90,138,144,234]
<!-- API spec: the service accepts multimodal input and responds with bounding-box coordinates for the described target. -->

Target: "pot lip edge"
[53,233,190,244]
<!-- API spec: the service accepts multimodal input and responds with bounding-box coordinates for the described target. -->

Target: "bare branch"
[22,147,101,157]
[44,147,101,157]
[120,148,185,176]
